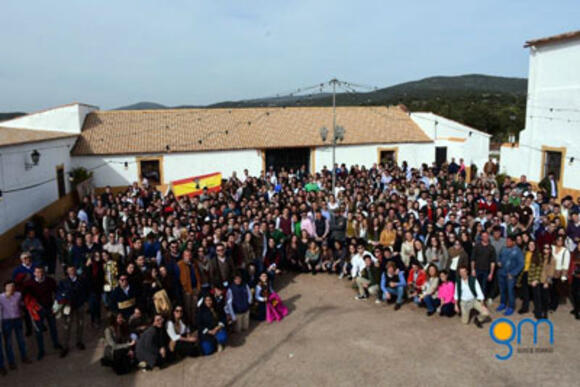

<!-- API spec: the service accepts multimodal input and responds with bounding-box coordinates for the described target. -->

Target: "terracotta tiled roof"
[525,30,580,47]
[72,106,432,155]
[0,126,77,148]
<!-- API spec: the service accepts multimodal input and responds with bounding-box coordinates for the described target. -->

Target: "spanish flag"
[172,172,222,197]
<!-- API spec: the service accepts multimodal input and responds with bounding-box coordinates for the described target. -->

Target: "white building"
[500,30,580,197]
[0,103,97,259]
[1,103,490,259]
[411,112,491,172]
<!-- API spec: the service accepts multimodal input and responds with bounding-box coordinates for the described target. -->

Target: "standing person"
[110,274,137,320]
[496,236,525,316]
[568,243,580,320]
[227,273,252,333]
[57,265,89,358]
[210,243,235,288]
[0,281,32,371]
[517,240,535,314]
[551,235,571,310]
[21,229,44,267]
[40,227,58,275]
[255,272,288,323]
[177,249,201,329]
[400,231,415,268]
[355,256,381,302]
[471,231,497,306]
[528,244,549,319]
[454,265,491,328]
[23,266,62,360]
[86,251,104,328]
[329,207,347,244]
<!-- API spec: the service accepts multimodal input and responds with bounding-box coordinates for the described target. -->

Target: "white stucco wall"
[1,103,97,134]
[410,112,491,171]
[73,149,263,188]
[72,155,139,187]
[163,150,263,181]
[314,142,434,171]
[0,137,76,234]
[501,37,580,188]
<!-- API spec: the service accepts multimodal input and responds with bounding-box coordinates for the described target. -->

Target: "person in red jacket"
[407,259,427,303]
[23,266,62,360]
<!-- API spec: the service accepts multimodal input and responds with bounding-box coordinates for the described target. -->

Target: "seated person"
[197,295,227,355]
[380,262,407,310]
[436,270,456,317]
[407,260,427,304]
[102,313,136,375]
[166,306,199,359]
[136,314,170,370]
[419,264,440,315]
[355,256,381,301]
[128,307,149,339]
[454,265,491,328]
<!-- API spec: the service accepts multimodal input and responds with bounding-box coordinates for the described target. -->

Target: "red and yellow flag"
[172,172,222,197]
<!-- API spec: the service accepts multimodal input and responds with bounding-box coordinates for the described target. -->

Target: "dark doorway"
[265,147,310,173]
[56,166,65,198]
[379,150,396,165]
[139,158,162,185]
[544,151,562,181]
[435,146,447,167]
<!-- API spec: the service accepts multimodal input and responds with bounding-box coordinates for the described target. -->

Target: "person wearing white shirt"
[454,265,490,328]
[166,306,199,358]
[350,244,377,279]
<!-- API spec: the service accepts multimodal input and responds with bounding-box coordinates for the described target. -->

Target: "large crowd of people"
[1,157,579,376]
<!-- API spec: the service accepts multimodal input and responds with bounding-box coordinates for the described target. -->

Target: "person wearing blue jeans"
[197,294,228,355]
[0,281,32,370]
[0,332,5,375]
[475,270,490,298]
[424,294,441,314]
[35,308,60,359]
[380,262,406,310]
[496,236,524,316]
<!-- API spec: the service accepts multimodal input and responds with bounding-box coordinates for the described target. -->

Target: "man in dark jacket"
[329,207,347,244]
[24,266,62,360]
[110,274,137,319]
[57,265,89,357]
[136,314,169,370]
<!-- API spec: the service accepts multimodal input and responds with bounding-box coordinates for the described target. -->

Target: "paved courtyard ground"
[3,273,579,387]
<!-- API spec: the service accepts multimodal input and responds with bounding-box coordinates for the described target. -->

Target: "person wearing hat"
[496,235,524,316]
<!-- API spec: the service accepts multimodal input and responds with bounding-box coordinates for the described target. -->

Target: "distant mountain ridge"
[113,74,526,110]
[0,74,527,140]
[0,112,26,122]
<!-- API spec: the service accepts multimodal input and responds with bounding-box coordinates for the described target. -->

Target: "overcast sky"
[1,0,578,112]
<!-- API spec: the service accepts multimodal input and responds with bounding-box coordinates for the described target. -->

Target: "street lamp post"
[319,79,344,194]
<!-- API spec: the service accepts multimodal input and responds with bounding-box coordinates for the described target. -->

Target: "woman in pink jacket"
[436,270,456,317]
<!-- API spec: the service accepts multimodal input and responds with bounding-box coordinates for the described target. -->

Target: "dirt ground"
[2,272,578,387]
